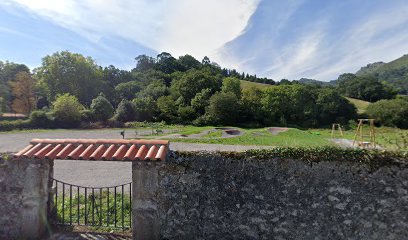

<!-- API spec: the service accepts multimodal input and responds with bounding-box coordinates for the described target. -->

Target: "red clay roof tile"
[79,144,96,160]
[135,145,148,161]
[124,145,138,161]
[67,144,86,159]
[112,145,128,160]
[90,145,106,160]
[45,144,64,159]
[145,145,158,160]
[33,144,53,159]
[23,143,43,158]
[14,139,169,161]
[56,144,75,159]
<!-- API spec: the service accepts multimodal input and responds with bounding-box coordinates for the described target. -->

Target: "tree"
[9,71,37,113]
[115,81,143,100]
[171,68,222,104]
[136,80,167,100]
[0,61,30,111]
[262,85,317,127]
[133,97,157,122]
[316,88,357,125]
[241,86,264,123]
[35,51,103,105]
[337,74,396,102]
[178,54,201,71]
[135,54,156,72]
[366,98,408,128]
[90,93,114,121]
[52,93,84,128]
[202,56,211,65]
[221,77,241,98]
[157,96,178,122]
[191,88,212,115]
[115,99,135,122]
[0,97,3,114]
[206,92,240,125]
[155,52,181,74]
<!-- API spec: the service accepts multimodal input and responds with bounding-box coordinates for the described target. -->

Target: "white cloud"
[217,1,408,81]
[2,0,259,60]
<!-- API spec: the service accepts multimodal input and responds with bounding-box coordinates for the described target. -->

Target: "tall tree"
[0,61,30,111]
[9,71,36,113]
[135,54,156,72]
[35,51,103,105]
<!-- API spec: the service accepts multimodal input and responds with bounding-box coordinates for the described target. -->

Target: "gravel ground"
[0,129,272,186]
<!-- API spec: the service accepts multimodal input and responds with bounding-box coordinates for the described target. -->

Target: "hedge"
[0,119,31,131]
[175,146,408,169]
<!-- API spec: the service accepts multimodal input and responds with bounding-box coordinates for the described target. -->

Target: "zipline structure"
[352,119,376,148]
[331,123,344,138]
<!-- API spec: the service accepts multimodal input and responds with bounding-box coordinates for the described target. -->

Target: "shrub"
[52,93,84,128]
[245,146,408,169]
[115,99,135,122]
[29,110,54,128]
[366,98,408,128]
[206,92,239,125]
[90,93,114,121]
[80,109,96,122]
[0,119,31,131]
[133,97,158,122]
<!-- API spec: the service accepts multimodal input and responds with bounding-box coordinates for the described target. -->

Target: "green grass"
[203,129,223,138]
[56,191,131,232]
[345,97,371,113]
[240,80,271,90]
[171,128,334,147]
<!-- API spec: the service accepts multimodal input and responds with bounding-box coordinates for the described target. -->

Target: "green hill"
[356,54,408,94]
[240,80,272,90]
[345,97,370,114]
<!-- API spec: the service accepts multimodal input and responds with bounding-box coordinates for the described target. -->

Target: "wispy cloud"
[219,0,408,81]
[2,0,260,60]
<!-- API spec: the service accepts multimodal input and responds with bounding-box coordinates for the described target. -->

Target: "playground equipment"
[352,119,376,148]
[331,123,344,138]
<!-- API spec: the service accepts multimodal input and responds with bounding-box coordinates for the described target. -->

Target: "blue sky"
[1,0,408,81]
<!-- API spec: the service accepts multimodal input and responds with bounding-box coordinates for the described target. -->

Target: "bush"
[29,110,54,128]
[366,98,408,128]
[133,97,158,122]
[206,92,239,125]
[52,93,84,128]
[0,119,31,131]
[115,99,135,122]
[90,93,114,121]
[244,146,407,169]
[80,109,96,122]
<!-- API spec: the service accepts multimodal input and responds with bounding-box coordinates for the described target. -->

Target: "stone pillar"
[132,162,161,240]
[20,158,53,239]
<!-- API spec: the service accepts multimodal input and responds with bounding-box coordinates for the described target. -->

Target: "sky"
[1,0,408,81]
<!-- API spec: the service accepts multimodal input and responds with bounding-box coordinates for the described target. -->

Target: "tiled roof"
[14,139,169,161]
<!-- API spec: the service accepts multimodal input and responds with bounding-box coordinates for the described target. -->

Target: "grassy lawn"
[345,97,371,113]
[170,128,335,147]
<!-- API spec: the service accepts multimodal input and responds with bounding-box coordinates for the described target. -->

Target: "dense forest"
[0,51,407,129]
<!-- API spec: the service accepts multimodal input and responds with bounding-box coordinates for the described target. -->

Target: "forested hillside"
[0,51,359,129]
[356,54,408,94]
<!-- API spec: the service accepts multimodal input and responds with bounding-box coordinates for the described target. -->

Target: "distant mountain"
[297,78,337,86]
[356,54,408,94]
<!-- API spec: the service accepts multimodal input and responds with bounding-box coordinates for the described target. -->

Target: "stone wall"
[133,153,408,240]
[0,154,53,240]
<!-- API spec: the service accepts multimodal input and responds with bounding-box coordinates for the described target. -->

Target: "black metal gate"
[51,178,132,230]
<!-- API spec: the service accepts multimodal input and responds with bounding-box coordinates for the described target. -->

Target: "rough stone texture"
[146,153,408,240]
[0,154,53,240]
[132,162,162,240]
